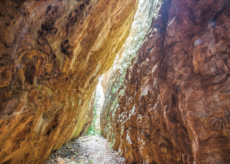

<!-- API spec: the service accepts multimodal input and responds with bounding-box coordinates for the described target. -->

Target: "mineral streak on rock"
[0,0,138,163]
[101,0,230,163]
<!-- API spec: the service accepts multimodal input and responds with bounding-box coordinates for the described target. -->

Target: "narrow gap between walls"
[87,78,104,135]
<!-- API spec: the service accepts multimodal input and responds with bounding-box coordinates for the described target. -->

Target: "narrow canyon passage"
[45,135,125,164]
[1,0,230,163]
[45,80,123,164]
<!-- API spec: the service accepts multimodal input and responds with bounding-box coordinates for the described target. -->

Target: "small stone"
[78,156,85,159]
[64,158,71,162]
[66,162,77,164]
[57,157,65,164]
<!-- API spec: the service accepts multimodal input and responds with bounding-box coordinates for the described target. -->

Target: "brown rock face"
[80,90,95,135]
[0,0,138,163]
[101,69,111,94]
[102,0,230,163]
[100,0,161,144]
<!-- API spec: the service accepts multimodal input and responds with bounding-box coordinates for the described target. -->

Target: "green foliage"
[109,141,115,150]
[111,86,117,93]
[109,142,113,150]
[88,105,101,135]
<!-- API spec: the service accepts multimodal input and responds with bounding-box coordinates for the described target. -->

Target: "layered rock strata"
[101,0,230,163]
[0,0,138,163]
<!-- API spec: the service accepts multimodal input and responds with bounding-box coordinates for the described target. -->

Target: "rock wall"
[101,0,161,143]
[101,70,111,94]
[80,90,95,135]
[0,0,139,163]
[101,0,230,163]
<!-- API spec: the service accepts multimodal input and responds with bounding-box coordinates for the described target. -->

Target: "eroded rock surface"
[101,0,230,163]
[101,0,161,144]
[0,0,138,163]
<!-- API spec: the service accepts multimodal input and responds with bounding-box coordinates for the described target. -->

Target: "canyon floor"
[45,135,125,164]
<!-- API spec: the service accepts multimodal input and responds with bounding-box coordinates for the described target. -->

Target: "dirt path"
[45,135,125,164]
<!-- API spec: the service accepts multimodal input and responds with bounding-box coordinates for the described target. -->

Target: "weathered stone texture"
[80,90,95,135]
[0,0,138,163]
[101,0,161,144]
[102,0,230,163]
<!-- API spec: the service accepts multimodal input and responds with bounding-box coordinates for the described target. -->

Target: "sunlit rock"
[0,0,138,163]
